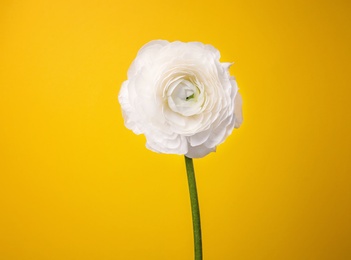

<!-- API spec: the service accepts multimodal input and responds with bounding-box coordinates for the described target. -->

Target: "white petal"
[221,62,234,70]
[188,128,212,146]
[186,143,216,158]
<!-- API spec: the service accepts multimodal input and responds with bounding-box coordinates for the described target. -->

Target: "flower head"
[118,40,243,158]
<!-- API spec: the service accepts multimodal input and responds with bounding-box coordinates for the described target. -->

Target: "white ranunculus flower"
[118,40,243,158]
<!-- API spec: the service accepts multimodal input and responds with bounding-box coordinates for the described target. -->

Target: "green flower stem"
[185,156,203,260]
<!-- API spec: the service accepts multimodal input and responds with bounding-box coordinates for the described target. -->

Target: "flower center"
[166,77,204,116]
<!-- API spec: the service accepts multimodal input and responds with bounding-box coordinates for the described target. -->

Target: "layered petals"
[118,40,243,158]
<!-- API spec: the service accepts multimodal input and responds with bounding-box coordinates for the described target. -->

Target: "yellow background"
[1,0,350,259]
